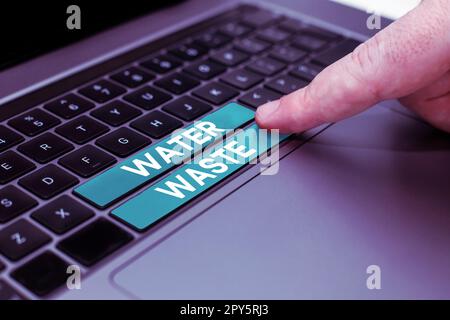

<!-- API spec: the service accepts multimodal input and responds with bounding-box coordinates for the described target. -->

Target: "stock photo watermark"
[366,6,382,30]
[63,263,382,293]
[66,5,81,30]
[66,265,82,290]
[65,4,383,32]
[366,265,381,290]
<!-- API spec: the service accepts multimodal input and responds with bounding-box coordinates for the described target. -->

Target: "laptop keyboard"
[0,4,360,299]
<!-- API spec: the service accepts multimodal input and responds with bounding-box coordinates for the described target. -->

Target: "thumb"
[256,0,450,133]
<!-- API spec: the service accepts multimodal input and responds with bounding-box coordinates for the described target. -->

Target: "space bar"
[111,123,289,231]
[74,103,254,208]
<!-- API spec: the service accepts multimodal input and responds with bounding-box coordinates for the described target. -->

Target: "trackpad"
[112,105,450,299]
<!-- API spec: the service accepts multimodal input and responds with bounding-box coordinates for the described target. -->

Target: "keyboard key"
[75,103,253,208]
[31,195,94,234]
[192,82,238,105]
[111,123,289,231]
[140,54,181,74]
[0,151,35,184]
[270,46,307,63]
[211,49,249,67]
[256,27,291,43]
[91,100,142,126]
[278,18,304,32]
[0,125,24,152]
[193,31,231,49]
[290,62,324,81]
[169,43,206,61]
[110,66,154,88]
[18,133,74,163]
[96,128,151,157]
[56,116,109,144]
[162,96,212,121]
[59,145,116,178]
[184,59,226,80]
[0,186,37,223]
[239,88,281,108]
[131,111,182,139]
[313,38,361,66]
[44,94,95,119]
[242,10,280,28]
[0,280,25,300]
[8,109,61,137]
[266,75,308,95]
[19,165,78,199]
[303,25,341,41]
[79,79,126,103]
[11,251,69,296]
[292,34,328,52]
[57,218,133,266]
[219,22,252,37]
[234,37,271,54]
[154,72,200,95]
[124,86,172,110]
[0,219,51,261]
[247,57,285,76]
[220,69,263,90]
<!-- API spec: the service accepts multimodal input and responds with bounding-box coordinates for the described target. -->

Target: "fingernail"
[256,100,280,121]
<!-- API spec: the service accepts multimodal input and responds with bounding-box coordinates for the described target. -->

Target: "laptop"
[0,0,449,300]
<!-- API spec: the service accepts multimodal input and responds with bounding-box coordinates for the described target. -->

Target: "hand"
[256,0,450,133]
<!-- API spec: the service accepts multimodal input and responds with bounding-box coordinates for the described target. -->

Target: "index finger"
[256,0,450,133]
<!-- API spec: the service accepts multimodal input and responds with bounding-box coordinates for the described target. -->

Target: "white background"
[332,0,420,19]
